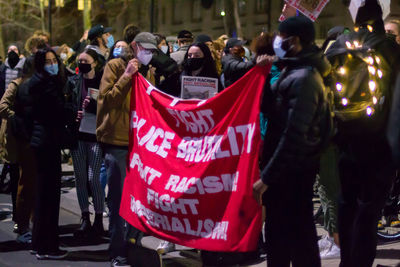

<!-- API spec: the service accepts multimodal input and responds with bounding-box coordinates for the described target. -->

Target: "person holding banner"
[222,38,255,88]
[97,44,142,266]
[253,16,331,266]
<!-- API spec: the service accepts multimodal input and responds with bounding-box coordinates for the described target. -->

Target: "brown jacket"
[96,58,132,146]
[0,78,21,163]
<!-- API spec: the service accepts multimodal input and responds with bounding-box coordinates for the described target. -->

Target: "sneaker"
[391,220,400,227]
[318,235,333,253]
[46,249,68,259]
[110,256,129,267]
[16,231,32,244]
[35,253,46,260]
[378,220,384,230]
[156,240,176,254]
[13,223,18,233]
[387,215,400,228]
[320,242,340,259]
[36,249,68,260]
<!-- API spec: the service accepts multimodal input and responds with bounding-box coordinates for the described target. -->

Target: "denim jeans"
[104,144,129,259]
[104,144,142,259]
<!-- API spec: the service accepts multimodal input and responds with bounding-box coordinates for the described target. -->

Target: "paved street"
[0,165,399,266]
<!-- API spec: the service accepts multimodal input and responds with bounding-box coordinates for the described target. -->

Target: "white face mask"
[60,53,67,61]
[137,47,153,66]
[160,45,169,54]
[273,36,286,59]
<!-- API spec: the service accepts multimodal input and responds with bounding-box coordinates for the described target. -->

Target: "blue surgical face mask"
[107,35,115,49]
[172,43,179,52]
[160,45,169,54]
[273,36,286,59]
[113,47,123,58]
[44,63,59,76]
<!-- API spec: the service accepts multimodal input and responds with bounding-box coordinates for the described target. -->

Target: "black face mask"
[186,57,204,71]
[78,63,92,74]
[7,51,19,69]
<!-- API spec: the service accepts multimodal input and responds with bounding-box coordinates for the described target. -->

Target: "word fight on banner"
[285,0,330,21]
[120,65,270,252]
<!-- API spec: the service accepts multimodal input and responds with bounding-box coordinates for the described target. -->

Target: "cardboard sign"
[285,0,330,21]
[181,76,218,100]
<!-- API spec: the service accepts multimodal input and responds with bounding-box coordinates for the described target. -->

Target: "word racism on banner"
[120,65,270,252]
[285,0,330,21]
[181,76,218,99]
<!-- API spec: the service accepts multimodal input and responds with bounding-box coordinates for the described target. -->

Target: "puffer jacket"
[261,46,331,185]
[29,72,67,148]
[221,54,254,87]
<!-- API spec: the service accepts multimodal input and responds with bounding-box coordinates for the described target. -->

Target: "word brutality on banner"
[120,65,270,252]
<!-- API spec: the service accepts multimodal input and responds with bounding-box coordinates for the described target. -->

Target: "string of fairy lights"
[334,25,384,118]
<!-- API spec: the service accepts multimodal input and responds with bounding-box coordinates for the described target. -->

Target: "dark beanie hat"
[195,34,213,43]
[278,16,315,45]
[355,0,382,25]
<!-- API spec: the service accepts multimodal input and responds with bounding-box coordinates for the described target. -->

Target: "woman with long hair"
[29,47,69,260]
[64,48,105,237]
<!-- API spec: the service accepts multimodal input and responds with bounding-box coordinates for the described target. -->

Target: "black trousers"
[8,163,20,221]
[31,144,62,254]
[338,152,394,267]
[263,171,321,267]
[383,173,400,217]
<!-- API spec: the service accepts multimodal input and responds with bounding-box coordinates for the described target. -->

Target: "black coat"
[221,54,254,87]
[29,72,68,148]
[261,46,331,185]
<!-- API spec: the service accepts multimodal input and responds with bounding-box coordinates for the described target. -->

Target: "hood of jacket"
[5,57,25,70]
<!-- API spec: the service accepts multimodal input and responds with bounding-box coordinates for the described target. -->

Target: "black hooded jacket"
[261,46,331,185]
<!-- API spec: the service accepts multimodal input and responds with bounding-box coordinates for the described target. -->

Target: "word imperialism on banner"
[120,65,271,252]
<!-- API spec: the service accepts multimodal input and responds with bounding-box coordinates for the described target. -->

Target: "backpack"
[326,32,390,136]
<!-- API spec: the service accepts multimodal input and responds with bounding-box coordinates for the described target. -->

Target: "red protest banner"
[120,65,270,252]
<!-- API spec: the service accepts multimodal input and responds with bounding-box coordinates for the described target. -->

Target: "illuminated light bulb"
[373,96,378,104]
[375,56,381,64]
[354,41,359,47]
[377,69,383,78]
[342,98,349,106]
[366,106,373,116]
[367,25,373,32]
[367,57,374,65]
[336,83,343,92]
[368,66,376,75]
[354,27,359,32]
[338,67,346,75]
[369,80,376,92]
[346,41,352,49]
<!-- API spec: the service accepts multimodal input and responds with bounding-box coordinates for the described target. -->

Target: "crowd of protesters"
[0,0,400,266]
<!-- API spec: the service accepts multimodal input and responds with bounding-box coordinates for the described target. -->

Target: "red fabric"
[120,65,270,252]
